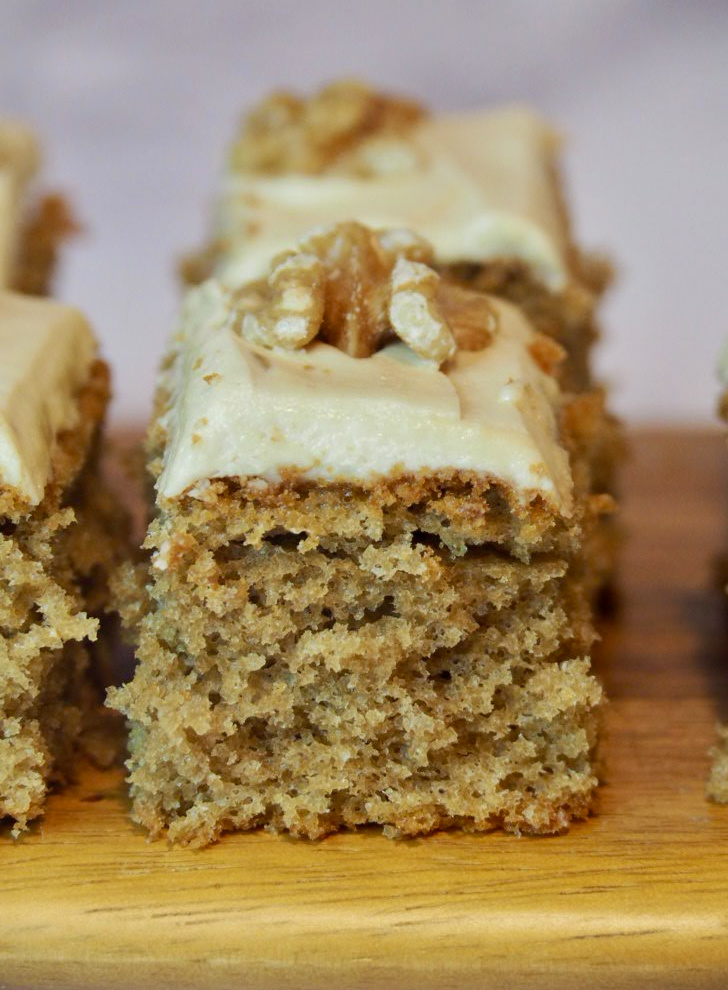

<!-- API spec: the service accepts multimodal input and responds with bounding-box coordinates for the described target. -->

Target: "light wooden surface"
[4,429,728,990]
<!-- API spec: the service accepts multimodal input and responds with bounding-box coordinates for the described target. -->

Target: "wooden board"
[4,429,728,990]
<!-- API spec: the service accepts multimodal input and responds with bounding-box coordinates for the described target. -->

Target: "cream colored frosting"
[215,108,569,291]
[0,120,40,287]
[0,292,96,504]
[157,279,573,516]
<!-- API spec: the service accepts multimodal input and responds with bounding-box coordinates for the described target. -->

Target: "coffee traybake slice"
[0,118,74,296]
[111,222,608,848]
[183,80,621,586]
[0,292,121,835]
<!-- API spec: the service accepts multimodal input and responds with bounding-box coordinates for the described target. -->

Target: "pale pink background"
[1,0,726,425]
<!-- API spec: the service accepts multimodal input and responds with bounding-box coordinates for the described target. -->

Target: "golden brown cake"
[0,118,74,296]
[111,222,608,847]
[0,292,121,835]
[183,80,621,589]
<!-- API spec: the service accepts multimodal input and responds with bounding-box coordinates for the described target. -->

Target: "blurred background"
[1,0,726,426]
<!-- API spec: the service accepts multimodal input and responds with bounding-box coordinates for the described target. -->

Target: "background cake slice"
[0,292,121,834]
[0,117,74,296]
[112,223,607,847]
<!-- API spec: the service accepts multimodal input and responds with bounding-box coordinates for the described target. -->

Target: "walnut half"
[239,253,325,350]
[233,221,495,366]
[388,257,456,365]
[230,80,425,177]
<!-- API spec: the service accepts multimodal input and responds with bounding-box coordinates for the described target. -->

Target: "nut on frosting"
[215,99,570,293]
[233,221,494,366]
[239,252,326,351]
[230,79,424,177]
[156,275,572,511]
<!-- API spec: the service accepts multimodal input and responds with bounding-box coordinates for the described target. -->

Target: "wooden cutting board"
[3,429,728,990]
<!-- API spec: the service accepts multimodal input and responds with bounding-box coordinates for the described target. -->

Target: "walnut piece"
[388,258,456,365]
[377,227,434,267]
[528,333,565,375]
[436,283,497,352]
[230,79,424,177]
[238,253,325,350]
[300,223,391,358]
[234,221,494,365]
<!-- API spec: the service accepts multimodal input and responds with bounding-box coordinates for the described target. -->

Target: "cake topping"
[387,256,456,366]
[157,264,572,514]
[230,79,424,177]
[215,92,570,291]
[0,292,96,505]
[234,221,469,364]
[238,251,325,351]
[0,120,40,287]
[0,120,39,179]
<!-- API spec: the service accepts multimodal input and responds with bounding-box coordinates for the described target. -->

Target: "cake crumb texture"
[112,440,605,847]
[1,361,123,834]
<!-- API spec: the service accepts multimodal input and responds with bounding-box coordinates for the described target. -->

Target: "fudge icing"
[0,292,96,504]
[215,108,570,291]
[157,279,573,515]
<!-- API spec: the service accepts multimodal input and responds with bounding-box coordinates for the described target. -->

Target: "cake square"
[0,292,120,833]
[183,80,621,589]
[112,223,606,846]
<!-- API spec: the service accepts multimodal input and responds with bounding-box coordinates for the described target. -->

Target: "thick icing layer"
[0,292,96,504]
[215,108,569,291]
[0,120,40,287]
[157,280,573,515]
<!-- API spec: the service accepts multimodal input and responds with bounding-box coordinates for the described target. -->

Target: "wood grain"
[3,429,728,990]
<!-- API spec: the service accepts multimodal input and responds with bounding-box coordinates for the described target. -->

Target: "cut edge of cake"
[0,292,124,835]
